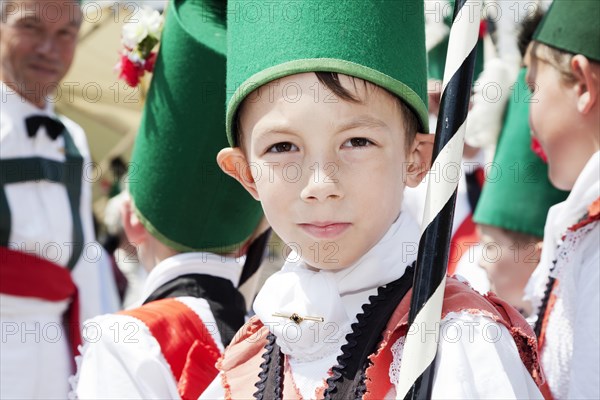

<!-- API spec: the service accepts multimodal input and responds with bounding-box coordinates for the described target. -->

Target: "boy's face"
[525,47,599,191]
[220,73,432,270]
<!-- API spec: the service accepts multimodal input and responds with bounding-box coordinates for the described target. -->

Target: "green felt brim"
[226,58,429,145]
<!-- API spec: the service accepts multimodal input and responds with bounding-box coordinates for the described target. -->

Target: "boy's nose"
[300,162,343,203]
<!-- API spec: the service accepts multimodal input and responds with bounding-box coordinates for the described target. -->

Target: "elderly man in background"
[0,0,115,397]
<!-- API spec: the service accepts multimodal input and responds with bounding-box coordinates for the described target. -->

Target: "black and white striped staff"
[396,1,482,399]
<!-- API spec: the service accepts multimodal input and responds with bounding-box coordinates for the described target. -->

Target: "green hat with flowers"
[473,69,569,238]
[225,0,429,145]
[534,0,600,61]
[129,0,263,252]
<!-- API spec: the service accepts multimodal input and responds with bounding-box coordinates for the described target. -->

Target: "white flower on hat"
[121,6,163,49]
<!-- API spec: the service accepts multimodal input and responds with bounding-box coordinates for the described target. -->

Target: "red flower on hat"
[116,7,163,87]
[117,54,144,87]
[144,52,157,73]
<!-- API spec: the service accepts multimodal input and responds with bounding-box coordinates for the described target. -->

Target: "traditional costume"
[0,80,114,397]
[201,1,544,398]
[71,0,264,398]
[525,2,600,398]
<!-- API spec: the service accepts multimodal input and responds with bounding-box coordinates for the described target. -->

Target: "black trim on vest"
[0,128,84,270]
[254,262,416,400]
[143,273,246,346]
[254,332,284,399]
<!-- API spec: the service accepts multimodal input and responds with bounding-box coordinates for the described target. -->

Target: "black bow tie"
[25,115,65,140]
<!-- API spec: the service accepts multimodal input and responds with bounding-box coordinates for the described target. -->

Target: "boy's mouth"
[298,222,351,239]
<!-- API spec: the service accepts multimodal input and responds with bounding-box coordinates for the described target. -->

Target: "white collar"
[525,151,600,319]
[548,151,600,243]
[139,252,244,305]
[253,211,420,362]
[1,81,54,117]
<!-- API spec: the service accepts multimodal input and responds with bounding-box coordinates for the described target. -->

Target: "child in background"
[524,1,600,398]
[72,1,267,398]
[471,68,569,313]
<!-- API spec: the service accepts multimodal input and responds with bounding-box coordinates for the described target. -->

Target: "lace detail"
[552,222,598,280]
[388,336,406,385]
[542,221,598,399]
[67,344,86,400]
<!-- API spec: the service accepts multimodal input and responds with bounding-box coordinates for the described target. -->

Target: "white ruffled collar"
[253,211,420,362]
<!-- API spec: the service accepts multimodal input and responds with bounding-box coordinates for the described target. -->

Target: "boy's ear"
[405,133,434,187]
[121,195,148,246]
[570,55,599,114]
[216,147,260,200]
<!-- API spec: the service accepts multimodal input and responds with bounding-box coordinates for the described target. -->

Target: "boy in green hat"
[72,1,266,398]
[470,67,569,314]
[523,1,600,398]
[201,1,544,397]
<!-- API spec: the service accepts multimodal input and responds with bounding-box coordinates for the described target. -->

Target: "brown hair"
[233,72,420,149]
[528,41,577,84]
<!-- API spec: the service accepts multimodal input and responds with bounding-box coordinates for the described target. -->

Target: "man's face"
[0,0,81,103]
[234,73,421,270]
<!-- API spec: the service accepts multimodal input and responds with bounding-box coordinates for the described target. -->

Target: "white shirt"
[0,82,116,399]
[526,151,600,399]
[72,252,244,400]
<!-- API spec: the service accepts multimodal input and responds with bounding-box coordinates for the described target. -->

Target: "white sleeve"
[198,374,225,399]
[568,249,600,399]
[72,314,180,400]
[391,312,543,399]
[67,121,119,320]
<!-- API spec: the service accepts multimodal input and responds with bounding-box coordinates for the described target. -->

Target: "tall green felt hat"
[473,69,569,238]
[225,0,429,145]
[129,0,263,252]
[534,0,600,61]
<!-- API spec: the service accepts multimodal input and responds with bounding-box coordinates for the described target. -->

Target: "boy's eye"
[267,142,298,153]
[343,137,373,148]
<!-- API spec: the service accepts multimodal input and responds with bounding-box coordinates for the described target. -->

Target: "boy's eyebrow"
[336,115,389,133]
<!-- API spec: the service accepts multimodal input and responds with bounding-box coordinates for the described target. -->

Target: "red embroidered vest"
[218,276,544,399]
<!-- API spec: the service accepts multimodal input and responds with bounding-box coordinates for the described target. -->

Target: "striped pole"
[396,1,482,399]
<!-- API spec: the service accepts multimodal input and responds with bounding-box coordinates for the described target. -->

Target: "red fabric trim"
[364,276,544,398]
[0,247,81,358]
[479,20,487,38]
[475,167,486,188]
[119,298,220,400]
[538,280,559,354]
[568,196,600,232]
[448,214,479,275]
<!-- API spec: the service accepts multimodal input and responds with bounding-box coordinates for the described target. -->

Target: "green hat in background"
[129,0,263,252]
[226,0,429,145]
[534,0,600,61]
[427,0,484,82]
[473,69,569,238]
